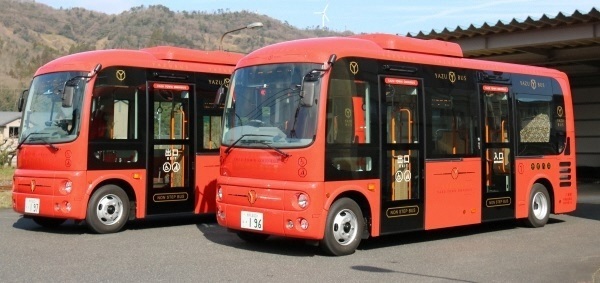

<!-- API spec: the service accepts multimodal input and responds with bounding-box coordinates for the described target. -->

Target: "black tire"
[524,183,550,228]
[237,231,270,243]
[320,198,364,256]
[86,185,130,234]
[32,216,66,228]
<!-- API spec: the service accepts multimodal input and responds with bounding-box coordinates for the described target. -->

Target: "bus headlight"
[59,180,72,195]
[297,193,309,209]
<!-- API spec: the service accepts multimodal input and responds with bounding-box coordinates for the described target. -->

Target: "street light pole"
[219,22,264,51]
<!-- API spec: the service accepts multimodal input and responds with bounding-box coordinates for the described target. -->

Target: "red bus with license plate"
[215,33,577,255]
[12,46,242,233]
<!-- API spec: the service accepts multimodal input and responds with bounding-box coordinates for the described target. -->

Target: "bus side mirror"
[300,80,316,107]
[62,78,82,108]
[62,85,74,108]
[214,86,226,108]
[17,89,27,112]
[224,108,236,127]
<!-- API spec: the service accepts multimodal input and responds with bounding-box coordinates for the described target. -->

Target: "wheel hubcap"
[331,209,358,246]
[532,191,548,220]
[96,194,123,225]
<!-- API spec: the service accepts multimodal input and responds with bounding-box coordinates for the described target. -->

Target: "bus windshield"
[222,63,321,149]
[20,71,86,144]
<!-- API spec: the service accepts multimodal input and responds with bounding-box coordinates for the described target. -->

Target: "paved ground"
[0,182,598,282]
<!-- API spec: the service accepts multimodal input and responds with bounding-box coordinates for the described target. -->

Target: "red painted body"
[13,47,242,222]
[215,33,577,243]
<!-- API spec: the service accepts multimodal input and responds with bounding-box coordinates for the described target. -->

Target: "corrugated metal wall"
[573,87,600,168]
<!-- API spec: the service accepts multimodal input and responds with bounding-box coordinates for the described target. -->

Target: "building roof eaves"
[408,7,600,40]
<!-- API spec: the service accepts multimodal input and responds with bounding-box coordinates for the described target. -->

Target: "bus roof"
[237,33,567,79]
[34,46,244,76]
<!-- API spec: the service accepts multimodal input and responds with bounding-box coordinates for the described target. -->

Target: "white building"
[0,111,21,166]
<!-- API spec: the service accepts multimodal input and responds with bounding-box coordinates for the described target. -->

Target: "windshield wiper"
[32,136,59,152]
[257,141,291,158]
[224,134,274,154]
[16,132,58,152]
[16,132,43,150]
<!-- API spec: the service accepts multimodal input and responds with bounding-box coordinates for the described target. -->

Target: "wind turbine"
[314,3,330,29]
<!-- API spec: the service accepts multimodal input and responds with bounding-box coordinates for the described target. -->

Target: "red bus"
[215,34,577,255]
[12,46,243,233]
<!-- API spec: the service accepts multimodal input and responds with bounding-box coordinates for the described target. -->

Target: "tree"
[0,139,16,167]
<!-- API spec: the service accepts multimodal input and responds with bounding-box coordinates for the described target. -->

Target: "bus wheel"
[32,216,66,228]
[86,185,130,234]
[524,183,550,228]
[237,231,270,243]
[320,198,364,256]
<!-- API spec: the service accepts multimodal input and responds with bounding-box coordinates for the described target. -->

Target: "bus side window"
[426,88,479,158]
[327,79,362,144]
[90,87,140,164]
[326,78,373,173]
[90,105,108,139]
[516,92,560,155]
[90,99,113,140]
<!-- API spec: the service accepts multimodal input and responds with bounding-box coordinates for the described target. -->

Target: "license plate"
[240,211,263,231]
[25,198,40,214]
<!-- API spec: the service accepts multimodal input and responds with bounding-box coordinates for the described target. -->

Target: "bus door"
[147,82,195,215]
[423,74,481,230]
[480,84,515,221]
[379,77,424,234]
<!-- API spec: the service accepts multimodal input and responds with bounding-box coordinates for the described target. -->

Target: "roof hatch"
[352,33,463,58]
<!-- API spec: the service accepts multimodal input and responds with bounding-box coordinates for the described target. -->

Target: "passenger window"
[426,87,479,158]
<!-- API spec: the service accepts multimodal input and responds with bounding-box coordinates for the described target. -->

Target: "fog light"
[217,186,223,201]
[297,193,309,209]
[286,220,294,229]
[61,201,71,213]
[217,209,225,220]
[299,218,309,230]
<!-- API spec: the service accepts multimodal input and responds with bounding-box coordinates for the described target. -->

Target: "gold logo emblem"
[530,79,536,90]
[449,72,456,83]
[451,168,459,180]
[224,78,230,88]
[247,190,257,204]
[349,62,359,75]
[557,106,564,117]
[116,70,126,81]
[30,180,36,193]
[344,108,352,118]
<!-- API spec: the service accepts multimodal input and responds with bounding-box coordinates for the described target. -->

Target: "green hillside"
[0,0,353,111]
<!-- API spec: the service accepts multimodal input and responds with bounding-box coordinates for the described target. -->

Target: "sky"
[34,0,598,35]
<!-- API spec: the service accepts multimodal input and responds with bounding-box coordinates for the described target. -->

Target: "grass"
[0,167,14,209]
[0,191,10,209]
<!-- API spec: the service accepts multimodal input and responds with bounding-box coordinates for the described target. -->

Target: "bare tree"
[0,139,16,167]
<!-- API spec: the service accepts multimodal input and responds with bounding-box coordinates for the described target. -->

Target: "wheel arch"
[532,177,555,214]
[328,190,372,238]
[91,179,137,219]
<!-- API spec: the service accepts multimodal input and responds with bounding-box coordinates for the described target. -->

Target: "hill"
[0,0,353,111]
